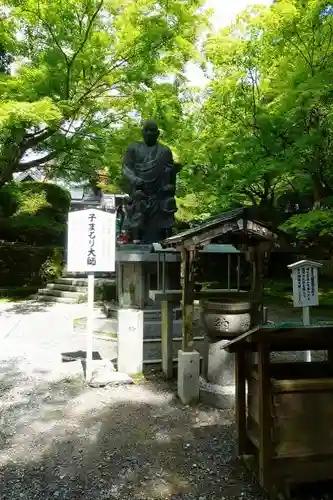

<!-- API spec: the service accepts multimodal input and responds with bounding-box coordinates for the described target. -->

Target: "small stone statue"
[122,120,178,243]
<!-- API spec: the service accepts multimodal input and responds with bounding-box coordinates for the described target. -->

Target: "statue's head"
[142,119,159,146]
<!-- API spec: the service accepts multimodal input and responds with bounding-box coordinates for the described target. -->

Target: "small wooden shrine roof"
[162,208,279,249]
[151,242,241,254]
[223,323,333,353]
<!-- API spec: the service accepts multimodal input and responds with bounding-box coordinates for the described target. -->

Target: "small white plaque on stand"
[287,259,323,362]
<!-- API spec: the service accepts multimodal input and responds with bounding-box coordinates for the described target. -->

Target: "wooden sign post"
[287,259,323,362]
[67,208,116,381]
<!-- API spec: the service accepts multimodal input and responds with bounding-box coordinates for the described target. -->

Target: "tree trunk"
[311,173,331,208]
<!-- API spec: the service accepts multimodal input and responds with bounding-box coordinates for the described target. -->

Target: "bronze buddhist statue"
[122,120,178,243]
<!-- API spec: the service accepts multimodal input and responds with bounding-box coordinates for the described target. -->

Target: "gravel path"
[0,300,265,500]
[0,364,266,500]
[0,300,332,499]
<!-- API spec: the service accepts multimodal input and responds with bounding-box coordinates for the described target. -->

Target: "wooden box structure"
[224,324,333,497]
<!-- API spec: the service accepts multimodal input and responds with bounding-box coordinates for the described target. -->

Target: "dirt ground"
[1,299,333,499]
[0,361,266,500]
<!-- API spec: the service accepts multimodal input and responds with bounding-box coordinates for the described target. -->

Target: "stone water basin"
[200,297,259,339]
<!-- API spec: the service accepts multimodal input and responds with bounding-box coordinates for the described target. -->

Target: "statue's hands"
[135,178,144,190]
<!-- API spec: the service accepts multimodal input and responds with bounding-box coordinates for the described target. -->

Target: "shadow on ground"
[0,300,57,316]
[1,360,333,499]
[0,358,267,500]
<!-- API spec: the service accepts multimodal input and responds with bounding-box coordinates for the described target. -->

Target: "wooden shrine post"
[235,348,248,455]
[161,299,174,379]
[181,247,196,352]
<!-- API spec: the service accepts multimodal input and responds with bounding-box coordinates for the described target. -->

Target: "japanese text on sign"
[87,212,96,266]
[291,265,319,307]
[67,208,116,273]
[296,267,315,305]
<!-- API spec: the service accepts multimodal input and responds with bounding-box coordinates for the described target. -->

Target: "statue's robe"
[122,142,177,243]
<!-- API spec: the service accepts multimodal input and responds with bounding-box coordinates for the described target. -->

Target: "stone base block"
[203,336,235,386]
[144,336,205,365]
[118,309,143,374]
[105,314,183,339]
[177,349,200,405]
[104,301,182,321]
[199,378,235,409]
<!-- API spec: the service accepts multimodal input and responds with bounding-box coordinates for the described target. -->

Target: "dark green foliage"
[0,44,13,75]
[0,182,68,287]
[17,182,70,212]
[0,244,64,287]
[0,181,70,245]
[95,281,117,302]
[281,209,333,251]
[0,285,39,300]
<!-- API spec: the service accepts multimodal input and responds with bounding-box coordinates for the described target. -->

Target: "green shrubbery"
[95,280,117,302]
[0,181,71,245]
[0,243,64,287]
[0,182,70,289]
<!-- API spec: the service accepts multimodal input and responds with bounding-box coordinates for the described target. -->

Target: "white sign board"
[288,260,322,308]
[67,209,116,273]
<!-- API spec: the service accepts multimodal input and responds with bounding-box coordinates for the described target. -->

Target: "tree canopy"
[172,0,333,248]
[3,0,333,251]
[0,0,206,187]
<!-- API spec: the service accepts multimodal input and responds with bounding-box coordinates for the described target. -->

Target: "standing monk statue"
[122,120,178,243]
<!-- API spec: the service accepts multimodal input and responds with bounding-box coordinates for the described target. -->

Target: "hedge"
[0,181,71,246]
[0,285,38,300]
[0,181,71,216]
[0,244,64,287]
[0,215,66,246]
[95,280,117,302]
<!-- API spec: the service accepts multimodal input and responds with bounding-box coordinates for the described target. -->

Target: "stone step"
[46,283,87,293]
[38,288,86,300]
[30,294,79,304]
[63,272,87,278]
[63,271,114,279]
[55,278,88,287]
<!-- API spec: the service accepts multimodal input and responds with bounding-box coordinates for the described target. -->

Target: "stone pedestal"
[118,308,143,374]
[200,336,236,409]
[178,349,200,405]
[117,245,180,308]
[199,299,261,409]
[203,336,235,385]
[112,245,201,366]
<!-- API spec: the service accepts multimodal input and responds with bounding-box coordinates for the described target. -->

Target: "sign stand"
[302,306,311,361]
[288,260,323,363]
[86,272,95,381]
[67,208,116,383]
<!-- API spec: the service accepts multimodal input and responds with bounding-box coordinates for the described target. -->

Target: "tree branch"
[17,150,59,171]
[22,126,59,151]
[70,0,104,65]
[75,62,127,106]
[65,0,104,98]
[289,30,313,70]
[320,21,333,69]
[25,126,48,139]
[35,2,69,65]
[242,188,258,206]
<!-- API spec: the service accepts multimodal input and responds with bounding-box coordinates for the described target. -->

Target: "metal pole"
[162,253,166,292]
[157,253,161,290]
[302,306,311,362]
[86,272,95,381]
[237,254,241,291]
[227,254,231,290]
